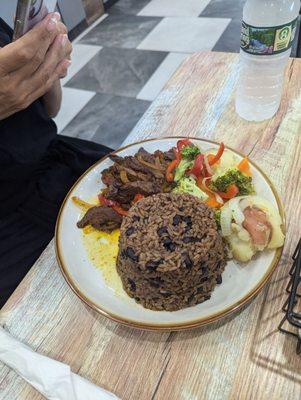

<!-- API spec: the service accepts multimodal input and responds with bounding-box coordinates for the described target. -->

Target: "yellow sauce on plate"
[82,226,123,294]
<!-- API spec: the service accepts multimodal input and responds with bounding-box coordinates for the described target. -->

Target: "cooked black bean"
[132,215,140,222]
[163,237,172,245]
[183,253,193,269]
[163,238,176,251]
[197,287,203,294]
[184,224,192,233]
[125,247,139,262]
[216,275,222,284]
[157,226,168,236]
[169,243,176,251]
[183,236,199,244]
[163,237,172,250]
[125,227,135,237]
[172,214,182,226]
[149,280,160,288]
[187,294,195,303]
[146,260,161,271]
[128,278,136,291]
[204,295,211,301]
[183,216,192,224]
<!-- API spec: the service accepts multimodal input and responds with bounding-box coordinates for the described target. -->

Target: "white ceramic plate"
[55,137,285,331]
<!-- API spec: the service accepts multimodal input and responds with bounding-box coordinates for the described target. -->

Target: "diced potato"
[227,234,256,262]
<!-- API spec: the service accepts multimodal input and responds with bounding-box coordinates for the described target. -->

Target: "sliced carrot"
[205,196,222,208]
[237,157,252,176]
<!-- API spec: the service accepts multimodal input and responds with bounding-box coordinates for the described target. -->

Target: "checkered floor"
[54,0,276,148]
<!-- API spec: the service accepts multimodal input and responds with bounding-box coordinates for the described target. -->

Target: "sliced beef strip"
[102,164,123,186]
[108,154,151,176]
[77,206,122,232]
[106,181,162,204]
[162,149,175,162]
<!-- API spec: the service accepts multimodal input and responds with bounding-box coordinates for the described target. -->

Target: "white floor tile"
[138,0,211,17]
[137,17,231,53]
[54,87,95,134]
[61,44,102,86]
[137,52,189,101]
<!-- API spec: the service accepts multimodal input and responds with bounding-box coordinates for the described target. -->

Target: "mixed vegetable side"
[74,139,285,263]
[167,139,254,208]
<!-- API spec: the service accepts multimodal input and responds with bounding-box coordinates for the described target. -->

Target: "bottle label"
[240,18,298,55]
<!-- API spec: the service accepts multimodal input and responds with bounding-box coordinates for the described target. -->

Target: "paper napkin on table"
[0,327,119,400]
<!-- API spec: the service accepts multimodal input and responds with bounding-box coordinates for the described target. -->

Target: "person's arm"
[0,13,72,121]
[42,32,72,118]
[42,79,62,118]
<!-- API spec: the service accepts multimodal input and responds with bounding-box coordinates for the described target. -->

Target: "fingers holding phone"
[0,13,72,120]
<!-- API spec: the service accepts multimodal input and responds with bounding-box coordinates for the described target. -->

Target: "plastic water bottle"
[235,0,300,122]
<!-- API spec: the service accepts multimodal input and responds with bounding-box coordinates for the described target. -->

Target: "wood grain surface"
[1,52,301,400]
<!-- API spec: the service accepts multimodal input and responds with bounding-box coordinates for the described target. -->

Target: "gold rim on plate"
[55,137,286,331]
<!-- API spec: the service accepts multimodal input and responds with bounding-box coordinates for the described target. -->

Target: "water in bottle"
[235,0,300,122]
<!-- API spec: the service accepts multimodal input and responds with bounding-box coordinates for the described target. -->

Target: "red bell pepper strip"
[111,205,129,216]
[208,142,225,166]
[188,153,204,178]
[177,139,192,153]
[133,194,144,203]
[98,194,129,216]
[166,159,179,182]
[217,184,239,199]
[173,147,181,163]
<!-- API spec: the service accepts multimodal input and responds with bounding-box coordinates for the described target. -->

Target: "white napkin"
[0,327,119,400]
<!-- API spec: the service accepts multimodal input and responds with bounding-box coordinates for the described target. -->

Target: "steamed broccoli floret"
[173,177,208,201]
[181,144,201,160]
[211,168,254,195]
[214,209,221,229]
[174,159,193,182]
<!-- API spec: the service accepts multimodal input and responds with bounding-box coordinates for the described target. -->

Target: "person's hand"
[0,13,72,120]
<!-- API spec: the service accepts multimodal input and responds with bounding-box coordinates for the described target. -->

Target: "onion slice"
[204,154,214,176]
[202,177,224,205]
[220,204,232,236]
[228,197,245,226]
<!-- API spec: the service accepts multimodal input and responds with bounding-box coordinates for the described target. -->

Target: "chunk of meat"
[242,206,272,246]
[106,181,162,204]
[77,206,122,232]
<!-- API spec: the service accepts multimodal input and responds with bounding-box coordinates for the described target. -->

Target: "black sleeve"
[0,18,13,47]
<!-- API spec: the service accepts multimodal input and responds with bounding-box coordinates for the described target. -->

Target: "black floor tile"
[80,14,161,48]
[200,0,245,20]
[213,19,242,53]
[61,93,150,149]
[66,47,167,98]
[108,0,151,16]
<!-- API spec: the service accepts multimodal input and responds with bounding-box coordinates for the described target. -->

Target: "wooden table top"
[1,52,301,400]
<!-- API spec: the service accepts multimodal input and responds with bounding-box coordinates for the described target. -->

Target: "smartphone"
[13,0,57,40]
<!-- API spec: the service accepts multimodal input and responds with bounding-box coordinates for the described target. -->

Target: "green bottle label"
[240,18,298,55]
